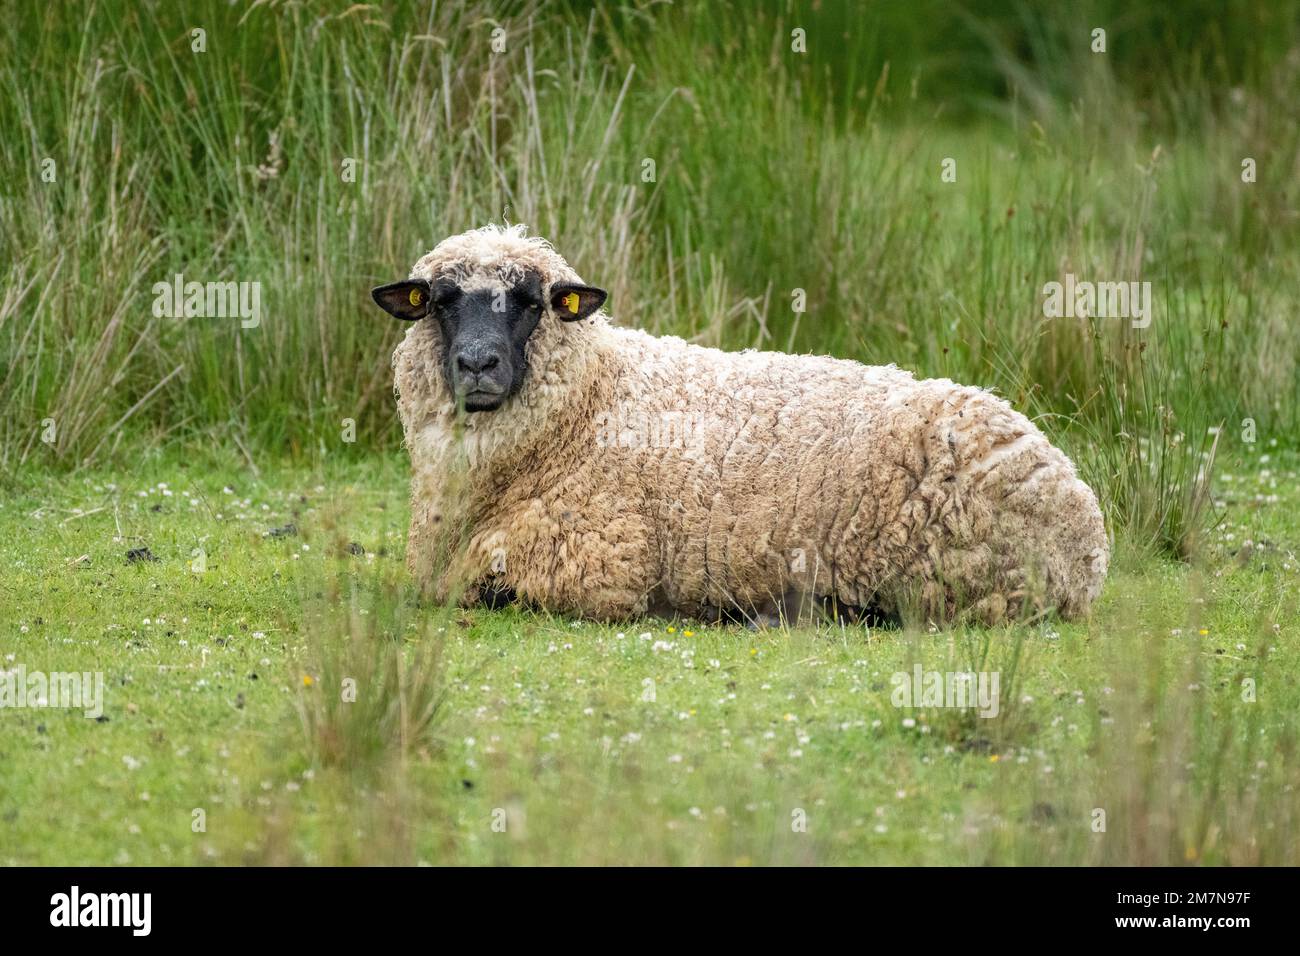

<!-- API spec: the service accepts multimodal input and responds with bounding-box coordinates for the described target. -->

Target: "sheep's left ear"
[371,279,431,321]
[549,284,607,322]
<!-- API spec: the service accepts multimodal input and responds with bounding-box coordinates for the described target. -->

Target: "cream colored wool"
[392,225,1109,624]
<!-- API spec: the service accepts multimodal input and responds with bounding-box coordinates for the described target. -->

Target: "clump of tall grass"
[1068,314,1223,560]
[292,571,447,769]
[892,623,1032,752]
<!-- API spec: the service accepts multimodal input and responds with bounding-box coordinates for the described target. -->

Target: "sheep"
[372,224,1109,626]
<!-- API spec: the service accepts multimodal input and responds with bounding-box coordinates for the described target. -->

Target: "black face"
[428,274,544,412]
[372,269,608,414]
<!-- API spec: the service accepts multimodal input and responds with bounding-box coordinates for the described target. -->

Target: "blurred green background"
[2,0,1297,549]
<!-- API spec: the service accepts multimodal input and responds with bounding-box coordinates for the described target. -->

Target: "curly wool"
[393,225,1109,623]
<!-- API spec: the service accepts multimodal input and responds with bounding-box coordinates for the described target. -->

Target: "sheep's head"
[372,225,606,412]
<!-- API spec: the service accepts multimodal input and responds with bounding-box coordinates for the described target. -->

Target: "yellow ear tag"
[562,292,580,314]
[408,288,423,307]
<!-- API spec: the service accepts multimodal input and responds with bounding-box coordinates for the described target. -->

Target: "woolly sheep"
[372,224,1109,625]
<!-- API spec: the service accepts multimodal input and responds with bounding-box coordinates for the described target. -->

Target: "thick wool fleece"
[392,225,1109,624]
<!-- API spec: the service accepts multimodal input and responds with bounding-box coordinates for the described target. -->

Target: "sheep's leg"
[447,504,657,621]
[406,499,448,600]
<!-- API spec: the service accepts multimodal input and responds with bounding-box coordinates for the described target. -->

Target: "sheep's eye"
[432,286,460,308]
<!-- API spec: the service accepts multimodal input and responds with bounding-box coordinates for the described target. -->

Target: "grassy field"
[2,0,1299,865]
[1,444,1297,865]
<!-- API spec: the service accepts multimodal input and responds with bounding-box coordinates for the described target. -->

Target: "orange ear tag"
[562,292,580,314]
[408,288,423,307]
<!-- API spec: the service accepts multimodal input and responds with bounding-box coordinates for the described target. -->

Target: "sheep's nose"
[456,351,499,374]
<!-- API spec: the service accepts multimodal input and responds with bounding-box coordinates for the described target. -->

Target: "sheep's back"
[601,328,1105,616]
[604,330,923,609]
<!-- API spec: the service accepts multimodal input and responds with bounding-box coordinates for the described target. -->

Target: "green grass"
[2,446,1297,865]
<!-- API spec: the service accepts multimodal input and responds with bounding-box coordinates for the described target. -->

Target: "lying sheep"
[373,224,1109,625]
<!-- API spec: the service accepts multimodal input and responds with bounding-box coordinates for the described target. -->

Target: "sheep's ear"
[550,284,607,322]
[371,279,431,321]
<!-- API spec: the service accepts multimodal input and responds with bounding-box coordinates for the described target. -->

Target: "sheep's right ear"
[371,280,431,321]
[550,284,607,322]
